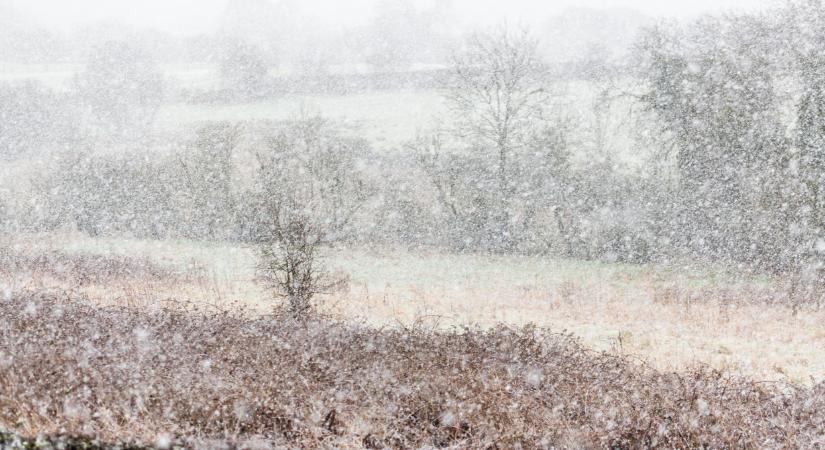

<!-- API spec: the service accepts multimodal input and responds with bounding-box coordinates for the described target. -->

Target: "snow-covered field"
[3,64,644,161]
[156,90,445,148]
[5,232,823,386]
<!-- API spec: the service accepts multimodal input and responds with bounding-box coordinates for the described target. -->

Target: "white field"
[156,90,445,149]
[2,63,644,163]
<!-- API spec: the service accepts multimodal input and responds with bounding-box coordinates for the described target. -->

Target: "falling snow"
[1,0,825,448]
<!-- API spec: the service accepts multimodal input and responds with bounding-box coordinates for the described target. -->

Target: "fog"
[8,0,773,35]
[3,0,825,447]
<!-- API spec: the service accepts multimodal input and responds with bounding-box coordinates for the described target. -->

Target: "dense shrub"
[30,153,186,238]
[1,291,823,448]
[0,247,203,286]
[0,81,79,160]
[74,41,164,138]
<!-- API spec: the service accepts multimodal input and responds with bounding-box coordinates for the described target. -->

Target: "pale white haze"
[9,0,774,34]
[3,0,825,448]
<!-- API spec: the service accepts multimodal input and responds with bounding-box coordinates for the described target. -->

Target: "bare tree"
[254,115,371,315]
[414,27,569,252]
[257,197,348,317]
[447,27,548,207]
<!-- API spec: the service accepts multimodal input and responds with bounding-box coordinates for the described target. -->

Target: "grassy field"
[3,233,825,447]
[0,62,83,90]
[156,90,445,149]
[4,232,824,386]
[3,63,647,163]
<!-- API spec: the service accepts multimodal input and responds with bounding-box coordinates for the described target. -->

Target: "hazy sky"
[8,0,778,36]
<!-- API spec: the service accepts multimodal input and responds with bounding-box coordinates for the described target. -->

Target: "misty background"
[2,0,771,70]
[8,2,825,447]
[3,0,822,281]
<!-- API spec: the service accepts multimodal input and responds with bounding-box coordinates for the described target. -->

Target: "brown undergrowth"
[1,290,823,449]
[0,245,205,287]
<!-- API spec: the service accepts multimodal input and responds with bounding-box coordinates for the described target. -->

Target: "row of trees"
[1,0,455,74]
[0,20,460,160]
[0,42,164,154]
[0,25,658,314]
[6,1,825,313]
[631,0,825,278]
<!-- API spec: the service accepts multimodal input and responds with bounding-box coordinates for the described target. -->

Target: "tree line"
[4,1,825,311]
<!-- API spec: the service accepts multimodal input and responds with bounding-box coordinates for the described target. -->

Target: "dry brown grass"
[1,290,824,449]
[329,274,825,385]
[1,238,825,447]
[4,233,825,385]
[0,244,204,287]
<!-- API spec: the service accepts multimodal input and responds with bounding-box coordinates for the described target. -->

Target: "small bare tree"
[254,115,371,316]
[257,196,348,317]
